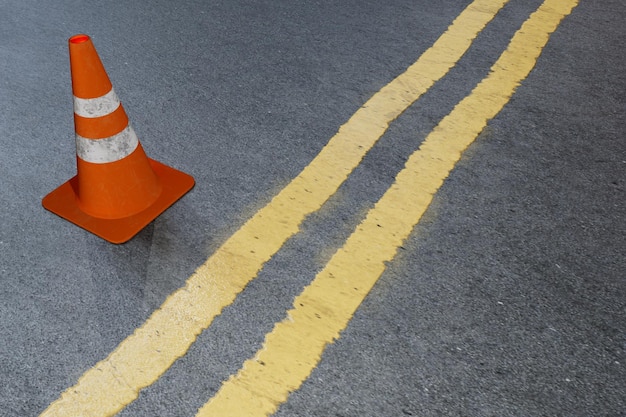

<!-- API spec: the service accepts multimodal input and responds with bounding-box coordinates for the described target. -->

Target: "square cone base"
[42,159,195,244]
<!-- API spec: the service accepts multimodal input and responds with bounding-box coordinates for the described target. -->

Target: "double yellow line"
[40,0,578,415]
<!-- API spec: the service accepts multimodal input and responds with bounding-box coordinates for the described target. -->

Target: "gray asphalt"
[1,0,625,416]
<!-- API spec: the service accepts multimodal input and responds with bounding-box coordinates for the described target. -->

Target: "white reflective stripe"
[75,125,139,164]
[73,89,121,118]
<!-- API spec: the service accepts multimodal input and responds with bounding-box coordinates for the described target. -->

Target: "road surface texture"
[0,0,624,416]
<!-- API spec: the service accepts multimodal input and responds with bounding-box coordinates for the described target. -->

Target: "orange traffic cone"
[42,34,195,243]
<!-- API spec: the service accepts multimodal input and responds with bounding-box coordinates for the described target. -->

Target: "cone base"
[42,159,195,244]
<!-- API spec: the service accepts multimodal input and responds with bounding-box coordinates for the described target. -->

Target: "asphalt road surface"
[1,0,624,416]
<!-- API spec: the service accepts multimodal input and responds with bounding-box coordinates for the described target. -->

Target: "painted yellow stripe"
[196,0,579,415]
[39,1,507,416]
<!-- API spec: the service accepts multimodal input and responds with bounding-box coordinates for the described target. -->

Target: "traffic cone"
[42,34,195,243]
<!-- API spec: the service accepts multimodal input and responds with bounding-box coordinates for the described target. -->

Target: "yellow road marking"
[40,1,508,416]
[195,0,579,415]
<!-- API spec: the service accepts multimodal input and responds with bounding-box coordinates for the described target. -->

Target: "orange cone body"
[42,34,194,243]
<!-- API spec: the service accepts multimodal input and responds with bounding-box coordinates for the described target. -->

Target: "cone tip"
[69,34,90,44]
